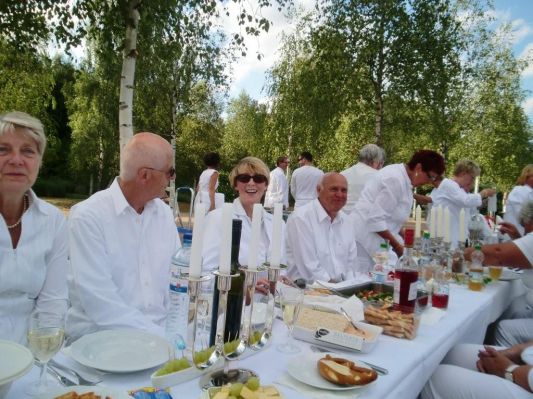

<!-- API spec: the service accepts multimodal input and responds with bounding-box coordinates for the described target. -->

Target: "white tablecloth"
[7,279,525,399]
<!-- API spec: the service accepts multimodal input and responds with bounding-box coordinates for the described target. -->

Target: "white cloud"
[518,43,533,77]
[523,97,533,116]
[221,0,314,100]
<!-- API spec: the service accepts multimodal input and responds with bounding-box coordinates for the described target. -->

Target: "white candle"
[474,176,480,194]
[415,205,422,238]
[189,203,206,278]
[247,203,263,270]
[458,208,466,243]
[430,207,437,238]
[437,206,444,238]
[270,203,283,267]
[444,207,451,243]
[218,203,233,275]
[488,194,497,213]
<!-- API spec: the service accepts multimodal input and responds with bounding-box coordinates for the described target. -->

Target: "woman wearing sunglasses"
[202,156,287,271]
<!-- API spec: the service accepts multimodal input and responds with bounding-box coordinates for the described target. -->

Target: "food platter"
[286,353,377,391]
[70,330,171,373]
[35,385,131,399]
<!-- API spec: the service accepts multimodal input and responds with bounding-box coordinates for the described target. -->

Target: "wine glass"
[277,283,304,354]
[26,306,66,396]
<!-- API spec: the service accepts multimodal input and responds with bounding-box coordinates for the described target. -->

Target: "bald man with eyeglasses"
[66,132,180,342]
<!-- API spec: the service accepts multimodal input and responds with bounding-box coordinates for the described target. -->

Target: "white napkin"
[420,307,446,326]
[275,374,359,399]
[314,274,372,290]
[340,295,365,322]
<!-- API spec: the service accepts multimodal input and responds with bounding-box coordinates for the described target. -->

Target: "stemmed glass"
[25,305,67,396]
[277,283,304,354]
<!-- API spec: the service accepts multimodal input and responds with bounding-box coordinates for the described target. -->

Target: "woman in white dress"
[194,152,222,214]
[505,165,533,236]
[352,150,445,271]
[202,156,287,272]
[0,111,68,344]
[431,160,496,247]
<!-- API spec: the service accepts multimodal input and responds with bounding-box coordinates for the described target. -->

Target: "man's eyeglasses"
[235,174,268,184]
[426,172,438,182]
[145,166,176,179]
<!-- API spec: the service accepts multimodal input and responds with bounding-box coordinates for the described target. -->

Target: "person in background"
[431,160,496,248]
[202,156,287,271]
[0,111,68,344]
[194,151,222,214]
[290,151,324,209]
[413,174,444,206]
[352,150,445,272]
[421,341,533,399]
[505,165,533,237]
[264,156,289,210]
[341,143,386,214]
[67,132,179,342]
[286,172,361,284]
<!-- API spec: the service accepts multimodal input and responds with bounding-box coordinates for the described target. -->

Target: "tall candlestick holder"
[248,263,287,351]
[199,270,257,389]
[184,274,219,370]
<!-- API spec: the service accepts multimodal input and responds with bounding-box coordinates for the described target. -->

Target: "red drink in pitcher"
[393,228,418,312]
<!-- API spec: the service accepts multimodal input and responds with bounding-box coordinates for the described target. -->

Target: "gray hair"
[359,144,385,165]
[0,111,47,156]
[519,200,533,227]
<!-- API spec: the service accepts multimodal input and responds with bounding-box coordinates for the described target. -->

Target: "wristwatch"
[505,364,519,382]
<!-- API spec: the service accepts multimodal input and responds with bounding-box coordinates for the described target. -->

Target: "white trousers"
[421,344,533,399]
[495,319,533,347]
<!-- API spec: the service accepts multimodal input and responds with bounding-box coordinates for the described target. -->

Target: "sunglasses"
[145,166,176,179]
[235,174,268,184]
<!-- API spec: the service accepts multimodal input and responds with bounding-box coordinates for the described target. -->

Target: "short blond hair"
[453,160,480,177]
[0,111,46,156]
[517,164,533,185]
[229,157,270,187]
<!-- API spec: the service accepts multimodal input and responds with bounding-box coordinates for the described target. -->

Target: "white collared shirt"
[352,164,413,259]
[66,179,179,341]
[290,165,324,208]
[0,191,68,344]
[264,167,289,208]
[431,178,482,247]
[202,198,287,272]
[286,199,358,283]
[341,162,378,213]
[505,185,533,236]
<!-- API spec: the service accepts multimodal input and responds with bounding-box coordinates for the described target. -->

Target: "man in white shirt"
[290,151,324,209]
[66,132,180,342]
[264,156,289,209]
[341,144,385,213]
[286,172,360,283]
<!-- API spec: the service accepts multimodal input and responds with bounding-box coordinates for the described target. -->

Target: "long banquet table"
[8,277,525,399]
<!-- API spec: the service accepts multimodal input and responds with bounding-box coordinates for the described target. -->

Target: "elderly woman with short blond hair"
[202,156,287,271]
[0,111,68,344]
[505,164,533,236]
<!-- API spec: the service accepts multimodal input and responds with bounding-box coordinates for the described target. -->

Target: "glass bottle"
[393,228,419,312]
[451,242,466,284]
[209,219,244,347]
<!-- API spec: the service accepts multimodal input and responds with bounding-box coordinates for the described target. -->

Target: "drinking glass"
[26,306,67,396]
[277,284,304,354]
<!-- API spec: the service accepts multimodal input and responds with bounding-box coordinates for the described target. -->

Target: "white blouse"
[505,185,533,236]
[0,191,68,344]
[352,163,413,259]
[202,198,287,272]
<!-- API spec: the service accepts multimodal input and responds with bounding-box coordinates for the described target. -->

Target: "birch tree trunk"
[118,0,141,153]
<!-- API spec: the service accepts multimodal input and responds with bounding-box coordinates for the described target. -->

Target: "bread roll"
[317,354,377,386]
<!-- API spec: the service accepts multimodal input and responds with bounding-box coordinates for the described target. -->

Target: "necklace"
[6,194,28,230]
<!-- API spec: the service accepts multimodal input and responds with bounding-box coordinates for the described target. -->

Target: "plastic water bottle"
[166,233,192,347]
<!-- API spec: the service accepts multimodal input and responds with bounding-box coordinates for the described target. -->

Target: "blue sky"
[228,0,533,119]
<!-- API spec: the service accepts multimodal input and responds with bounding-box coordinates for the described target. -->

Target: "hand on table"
[255,276,294,295]
[476,346,514,377]
[498,221,522,240]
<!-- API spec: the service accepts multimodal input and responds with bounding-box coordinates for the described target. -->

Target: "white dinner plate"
[0,339,34,385]
[35,385,130,399]
[521,346,533,365]
[70,329,171,373]
[286,352,377,391]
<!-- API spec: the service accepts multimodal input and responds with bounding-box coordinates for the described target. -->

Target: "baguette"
[317,355,377,386]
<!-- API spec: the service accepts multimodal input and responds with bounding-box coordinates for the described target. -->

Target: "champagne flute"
[26,306,66,395]
[277,284,304,354]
